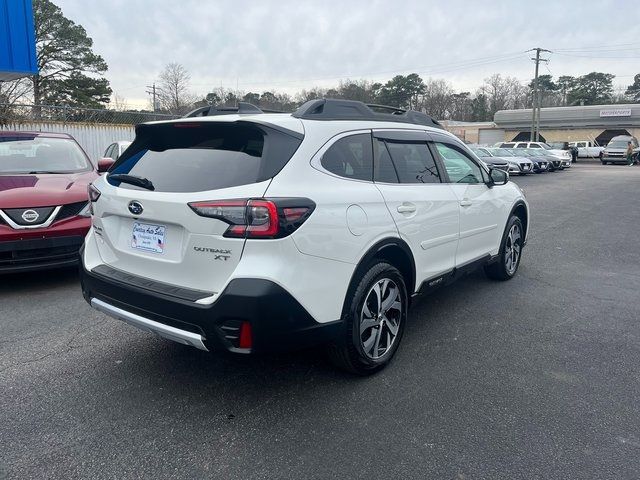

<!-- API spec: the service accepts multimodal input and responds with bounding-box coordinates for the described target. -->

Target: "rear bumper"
[80,263,342,354]
[0,235,84,273]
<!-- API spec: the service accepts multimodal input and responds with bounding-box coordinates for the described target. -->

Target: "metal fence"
[0,104,182,159]
[0,103,179,126]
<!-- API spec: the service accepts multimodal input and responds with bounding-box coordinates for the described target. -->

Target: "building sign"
[599,108,632,118]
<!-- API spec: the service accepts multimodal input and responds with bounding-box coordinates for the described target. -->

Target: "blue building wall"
[0,0,38,80]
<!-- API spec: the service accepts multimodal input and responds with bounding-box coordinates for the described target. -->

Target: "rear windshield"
[607,140,631,149]
[471,148,490,157]
[0,136,90,174]
[492,148,514,156]
[108,122,302,192]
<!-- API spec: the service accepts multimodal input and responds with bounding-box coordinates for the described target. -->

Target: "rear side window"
[321,134,373,181]
[384,141,441,183]
[108,122,302,192]
[529,143,542,148]
[516,143,527,148]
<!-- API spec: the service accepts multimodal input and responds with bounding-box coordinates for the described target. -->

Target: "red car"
[0,131,113,273]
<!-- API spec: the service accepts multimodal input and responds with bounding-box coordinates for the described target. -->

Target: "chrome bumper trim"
[90,297,209,351]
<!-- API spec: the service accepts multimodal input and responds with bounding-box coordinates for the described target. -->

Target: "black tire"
[601,161,607,165]
[484,215,524,281]
[328,261,408,375]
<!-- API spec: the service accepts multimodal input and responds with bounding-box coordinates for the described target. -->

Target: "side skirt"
[413,254,496,297]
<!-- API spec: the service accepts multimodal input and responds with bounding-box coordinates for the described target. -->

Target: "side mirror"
[97,157,115,173]
[488,168,508,186]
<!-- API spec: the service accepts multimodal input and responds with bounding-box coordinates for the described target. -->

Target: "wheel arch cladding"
[342,238,416,317]
[511,201,528,242]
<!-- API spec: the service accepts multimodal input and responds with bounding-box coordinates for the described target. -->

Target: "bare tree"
[111,92,128,111]
[418,78,454,119]
[0,78,32,106]
[483,74,511,115]
[296,87,328,104]
[0,78,33,125]
[157,63,196,114]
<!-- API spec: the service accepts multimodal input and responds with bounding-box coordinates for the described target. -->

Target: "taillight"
[87,184,101,215]
[188,198,315,239]
[88,184,101,202]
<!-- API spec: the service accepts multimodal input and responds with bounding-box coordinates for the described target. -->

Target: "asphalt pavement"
[2,162,640,480]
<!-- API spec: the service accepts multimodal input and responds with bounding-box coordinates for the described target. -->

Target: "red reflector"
[283,207,308,222]
[239,321,252,349]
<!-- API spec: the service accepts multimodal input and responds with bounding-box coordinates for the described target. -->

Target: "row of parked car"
[470,141,572,175]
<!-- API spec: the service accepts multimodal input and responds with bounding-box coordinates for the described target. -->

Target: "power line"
[187,51,529,89]
[554,41,640,52]
[553,52,640,59]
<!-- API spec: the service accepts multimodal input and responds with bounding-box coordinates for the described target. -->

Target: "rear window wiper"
[108,173,155,191]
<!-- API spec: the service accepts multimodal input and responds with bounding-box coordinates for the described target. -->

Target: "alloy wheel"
[504,224,522,275]
[359,278,402,360]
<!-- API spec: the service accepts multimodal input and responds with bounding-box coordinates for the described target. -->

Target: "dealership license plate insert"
[131,222,166,254]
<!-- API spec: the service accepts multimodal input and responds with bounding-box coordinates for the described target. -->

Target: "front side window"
[435,143,484,184]
[321,134,373,181]
[0,136,91,174]
[516,143,527,148]
[502,143,515,148]
[530,144,542,149]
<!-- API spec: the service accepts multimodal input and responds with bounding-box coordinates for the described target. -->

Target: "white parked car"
[80,99,529,374]
[568,140,604,159]
[500,141,571,164]
[103,141,131,162]
[473,147,533,175]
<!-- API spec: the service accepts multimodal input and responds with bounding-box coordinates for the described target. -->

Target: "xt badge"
[193,246,232,261]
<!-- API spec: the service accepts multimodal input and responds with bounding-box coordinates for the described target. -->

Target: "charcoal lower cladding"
[0,236,84,268]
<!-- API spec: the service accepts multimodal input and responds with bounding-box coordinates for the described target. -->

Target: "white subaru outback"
[80,99,529,374]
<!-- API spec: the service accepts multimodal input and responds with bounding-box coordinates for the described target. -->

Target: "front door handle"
[460,199,472,207]
[397,204,417,213]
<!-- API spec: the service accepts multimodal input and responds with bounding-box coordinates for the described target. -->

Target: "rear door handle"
[460,199,472,207]
[397,204,417,213]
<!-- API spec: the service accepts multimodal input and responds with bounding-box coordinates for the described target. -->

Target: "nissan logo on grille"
[21,209,40,223]
[128,201,143,216]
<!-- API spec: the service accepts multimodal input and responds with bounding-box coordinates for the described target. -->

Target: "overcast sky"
[55,0,640,108]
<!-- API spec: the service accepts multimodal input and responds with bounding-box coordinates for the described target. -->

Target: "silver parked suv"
[600,135,639,165]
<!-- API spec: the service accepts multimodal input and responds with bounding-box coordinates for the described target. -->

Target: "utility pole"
[528,48,550,141]
[145,83,157,113]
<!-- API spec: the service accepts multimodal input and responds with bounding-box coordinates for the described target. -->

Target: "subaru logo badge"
[128,201,143,216]
[21,209,40,223]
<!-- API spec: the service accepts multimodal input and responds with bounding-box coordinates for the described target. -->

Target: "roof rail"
[292,98,443,129]
[183,102,264,118]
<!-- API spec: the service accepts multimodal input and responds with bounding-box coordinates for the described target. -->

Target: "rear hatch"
[91,120,302,295]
